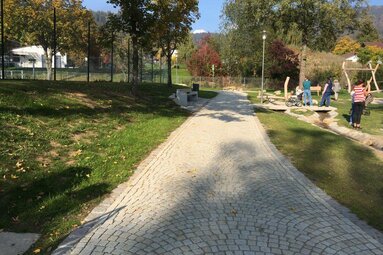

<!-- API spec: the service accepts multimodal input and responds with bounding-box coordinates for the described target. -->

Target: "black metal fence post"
[151,54,154,83]
[159,56,162,84]
[140,49,143,82]
[53,7,57,81]
[87,21,90,83]
[127,39,130,83]
[1,0,4,80]
[110,31,114,82]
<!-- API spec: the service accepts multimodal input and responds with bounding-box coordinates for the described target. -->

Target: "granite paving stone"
[55,92,383,255]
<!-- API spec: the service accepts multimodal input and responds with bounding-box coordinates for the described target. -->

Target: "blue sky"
[83,0,383,33]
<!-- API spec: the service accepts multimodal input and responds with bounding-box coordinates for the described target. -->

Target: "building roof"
[12,46,63,57]
[364,42,383,48]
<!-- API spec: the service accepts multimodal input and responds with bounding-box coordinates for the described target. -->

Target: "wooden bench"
[176,89,198,106]
[310,86,321,96]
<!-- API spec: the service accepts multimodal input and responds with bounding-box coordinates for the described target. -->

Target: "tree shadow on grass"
[272,126,383,234]
[0,166,111,233]
[0,81,189,119]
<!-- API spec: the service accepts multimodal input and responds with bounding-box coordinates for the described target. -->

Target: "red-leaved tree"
[267,40,299,82]
[187,36,222,76]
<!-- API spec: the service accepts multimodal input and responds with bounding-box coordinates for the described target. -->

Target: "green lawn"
[0,80,216,254]
[248,92,383,232]
[331,91,383,135]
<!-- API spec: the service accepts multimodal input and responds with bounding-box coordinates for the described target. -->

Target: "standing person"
[333,79,341,101]
[302,77,312,106]
[349,90,355,125]
[319,77,333,107]
[352,80,367,129]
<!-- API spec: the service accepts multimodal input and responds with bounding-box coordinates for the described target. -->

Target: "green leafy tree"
[356,12,380,43]
[222,0,370,86]
[152,0,199,86]
[177,33,196,65]
[108,0,155,94]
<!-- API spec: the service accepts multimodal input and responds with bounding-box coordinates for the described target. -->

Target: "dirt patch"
[50,141,61,148]
[64,92,103,109]
[72,131,97,144]
[36,156,52,167]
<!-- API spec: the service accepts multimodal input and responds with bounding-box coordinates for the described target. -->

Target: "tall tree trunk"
[44,47,53,81]
[167,49,172,87]
[298,44,307,88]
[131,36,139,95]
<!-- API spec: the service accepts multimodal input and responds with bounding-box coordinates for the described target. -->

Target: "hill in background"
[370,6,383,37]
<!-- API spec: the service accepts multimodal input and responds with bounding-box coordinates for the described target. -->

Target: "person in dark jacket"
[319,77,333,107]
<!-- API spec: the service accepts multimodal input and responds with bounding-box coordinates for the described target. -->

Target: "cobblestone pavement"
[61,92,383,255]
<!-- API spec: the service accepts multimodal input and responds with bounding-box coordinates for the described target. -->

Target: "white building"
[11,46,67,68]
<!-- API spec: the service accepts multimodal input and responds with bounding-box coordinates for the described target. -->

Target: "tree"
[152,0,199,86]
[267,40,299,82]
[5,0,94,80]
[177,33,196,65]
[108,0,155,94]
[222,0,370,86]
[356,12,380,43]
[187,36,222,77]
[357,45,383,64]
[333,36,361,55]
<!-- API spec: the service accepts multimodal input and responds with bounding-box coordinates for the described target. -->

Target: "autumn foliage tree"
[333,36,361,55]
[4,0,94,80]
[152,0,199,87]
[187,36,222,77]
[267,40,299,82]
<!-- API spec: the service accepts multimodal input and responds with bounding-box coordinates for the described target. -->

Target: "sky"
[83,0,383,33]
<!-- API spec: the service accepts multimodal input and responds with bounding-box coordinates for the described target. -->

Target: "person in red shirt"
[351,80,368,129]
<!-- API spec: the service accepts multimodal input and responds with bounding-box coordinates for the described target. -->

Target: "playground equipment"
[342,61,381,93]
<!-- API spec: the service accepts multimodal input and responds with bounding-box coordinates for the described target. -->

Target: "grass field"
[0,80,217,254]
[248,92,383,232]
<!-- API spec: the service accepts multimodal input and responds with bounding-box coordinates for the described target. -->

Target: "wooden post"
[342,62,352,93]
[368,62,380,92]
[284,76,290,101]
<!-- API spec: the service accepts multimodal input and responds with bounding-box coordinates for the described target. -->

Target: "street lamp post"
[261,30,266,104]
[176,55,178,84]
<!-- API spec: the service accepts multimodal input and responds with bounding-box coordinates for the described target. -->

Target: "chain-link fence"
[0,4,172,83]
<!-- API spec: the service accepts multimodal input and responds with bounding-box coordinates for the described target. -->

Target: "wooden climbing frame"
[342,61,381,93]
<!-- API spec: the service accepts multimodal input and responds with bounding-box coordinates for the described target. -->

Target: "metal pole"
[151,54,154,83]
[127,39,130,83]
[87,21,90,83]
[1,0,4,80]
[159,57,162,84]
[53,7,57,81]
[140,49,143,82]
[261,31,266,104]
[176,56,178,84]
[111,31,114,82]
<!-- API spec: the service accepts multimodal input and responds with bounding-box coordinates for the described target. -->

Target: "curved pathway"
[58,92,383,255]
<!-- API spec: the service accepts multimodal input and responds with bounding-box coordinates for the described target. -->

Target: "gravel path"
[57,91,383,255]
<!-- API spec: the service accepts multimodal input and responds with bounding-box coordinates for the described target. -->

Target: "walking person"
[303,77,312,106]
[352,80,367,129]
[319,77,333,107]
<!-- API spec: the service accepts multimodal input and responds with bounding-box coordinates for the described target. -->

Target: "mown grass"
[0,80,217,254]
[248,92,383,232]
[331,91,383,135]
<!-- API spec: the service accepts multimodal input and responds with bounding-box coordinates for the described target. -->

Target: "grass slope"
[248,92,383,232]
[0,80,216,254]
